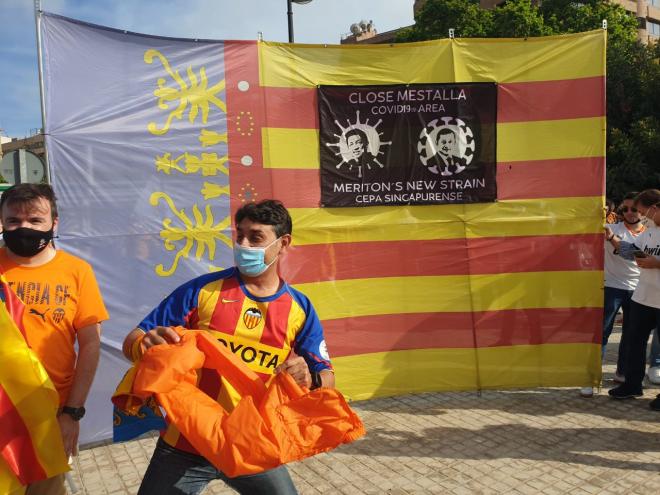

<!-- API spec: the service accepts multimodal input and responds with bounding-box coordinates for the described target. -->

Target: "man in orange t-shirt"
[0,184,108,495]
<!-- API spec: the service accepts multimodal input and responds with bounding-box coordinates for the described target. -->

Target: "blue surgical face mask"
[233,237,282,277]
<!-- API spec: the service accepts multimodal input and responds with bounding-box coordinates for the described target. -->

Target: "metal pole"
[18,149,28,184]
[34,0,51,184]
[287,0,294,43]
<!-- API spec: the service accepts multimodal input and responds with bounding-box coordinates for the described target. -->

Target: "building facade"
[0,134,45,161]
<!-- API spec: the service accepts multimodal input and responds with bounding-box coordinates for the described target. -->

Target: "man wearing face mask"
[606,189,660,410]
[581,192,647,399]
[122,199,334,495]
[0,183,108,494]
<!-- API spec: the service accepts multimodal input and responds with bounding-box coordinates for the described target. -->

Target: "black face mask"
[3,227,54,257]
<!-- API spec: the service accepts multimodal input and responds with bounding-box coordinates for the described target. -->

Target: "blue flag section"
[113,402,166,443]
[42,13,232,445]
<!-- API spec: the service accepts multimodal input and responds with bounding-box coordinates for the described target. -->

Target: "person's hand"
[142,326,180,349]
[57,414,79,457]
[636,256,660,269]
[604,226,614,239]
[275,356,311,388]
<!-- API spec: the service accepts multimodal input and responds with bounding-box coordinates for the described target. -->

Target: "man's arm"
[319,369,335,388]
[636,256,660,269]
[284,292,335,389]
[122,328,143,360]
[604,226,622,250]
[67,323,101,405]
[122,276,211,361]
[122,326,181,361]
[276,357,335,389]
[59,323,101,456]
[604,226,639,259]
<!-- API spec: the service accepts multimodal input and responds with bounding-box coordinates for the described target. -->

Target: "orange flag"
[114,329,365,477]
[0,275,69,493]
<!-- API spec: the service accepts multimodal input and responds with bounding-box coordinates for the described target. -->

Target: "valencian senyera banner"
[40,10,606,445]
[319,83,497,207]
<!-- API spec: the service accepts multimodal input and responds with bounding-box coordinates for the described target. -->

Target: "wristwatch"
[310,371,323,390]
[61,406,86,421]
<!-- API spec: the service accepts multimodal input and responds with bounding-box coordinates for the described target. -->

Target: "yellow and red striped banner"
[221,30,606,399]
[38,14,607,442]
[0,277,69,493]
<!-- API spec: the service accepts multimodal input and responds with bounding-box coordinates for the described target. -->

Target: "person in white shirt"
[606,189,660,411]
[602,193,647,380]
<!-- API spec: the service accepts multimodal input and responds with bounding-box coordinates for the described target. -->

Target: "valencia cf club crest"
[243,307,263,330]
[53,307,66,324]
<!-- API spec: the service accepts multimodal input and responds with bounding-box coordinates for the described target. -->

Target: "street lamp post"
[287,0,312,43]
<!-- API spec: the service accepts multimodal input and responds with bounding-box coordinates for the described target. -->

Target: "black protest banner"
[319,83,497,207]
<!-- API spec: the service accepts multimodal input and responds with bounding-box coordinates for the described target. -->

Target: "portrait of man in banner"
[321,111,389,181]
[419,117,474,177]
[343,127,381,178]
[434,128,467,176]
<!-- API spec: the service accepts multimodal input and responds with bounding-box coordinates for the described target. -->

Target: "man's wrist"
[310,371,322,390]
[130,330,146,361]
[60,405,86,421]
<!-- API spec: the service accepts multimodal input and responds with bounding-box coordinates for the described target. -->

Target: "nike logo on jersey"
[222,298,239,303]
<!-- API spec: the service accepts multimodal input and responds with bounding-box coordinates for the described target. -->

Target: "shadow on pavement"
[340,422,660,472]
[354,387,660,422]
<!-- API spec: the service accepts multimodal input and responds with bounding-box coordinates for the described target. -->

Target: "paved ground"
[70,327,660,494]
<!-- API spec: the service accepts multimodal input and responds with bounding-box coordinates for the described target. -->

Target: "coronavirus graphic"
[417,117,475,176]
[325,111,392,179]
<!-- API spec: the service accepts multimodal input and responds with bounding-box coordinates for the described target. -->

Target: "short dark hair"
[345,128,368,144]
[438,128,456,138]
[235,200,292,237]
[622,192,639,201]
[634,189,660,208]
[0,183,58,220]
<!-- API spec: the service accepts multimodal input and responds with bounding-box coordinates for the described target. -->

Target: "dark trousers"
[138,438,298,495]
[602,286,634,374]
[623,300,660,389]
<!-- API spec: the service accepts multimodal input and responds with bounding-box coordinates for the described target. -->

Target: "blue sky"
[0,0,415,138]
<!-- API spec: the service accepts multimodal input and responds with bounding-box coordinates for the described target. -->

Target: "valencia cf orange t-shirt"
[0,247,109,404]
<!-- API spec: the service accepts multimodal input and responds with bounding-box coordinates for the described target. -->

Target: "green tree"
[539,0,656,198]
[540,0,637,43]
[490,0,552,38]
[397,0,659,200]
[604,40,660,198]
[396,0,492,41]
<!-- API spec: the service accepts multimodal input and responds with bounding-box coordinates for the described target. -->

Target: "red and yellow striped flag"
[222,30,605,398]
[0,276,69,493]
